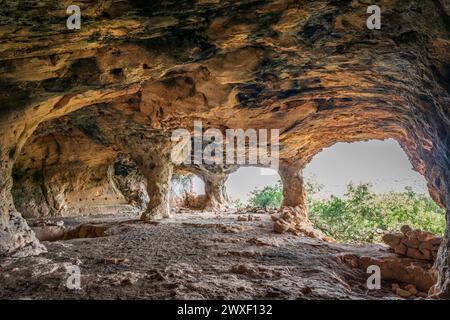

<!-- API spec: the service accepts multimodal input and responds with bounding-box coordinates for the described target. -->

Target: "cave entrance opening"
[303,138,445,244]
[226,166,282,210]
[170,172,206,211]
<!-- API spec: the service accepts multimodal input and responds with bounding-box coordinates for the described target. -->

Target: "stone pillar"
[278,161,306,209]
[135,153,173,221]
[203,174,230,211]
[177,164,237,212]
[273,161,328,239]
[0,142,45,257]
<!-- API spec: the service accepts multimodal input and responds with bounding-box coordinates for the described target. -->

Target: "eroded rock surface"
[0,211,408,300]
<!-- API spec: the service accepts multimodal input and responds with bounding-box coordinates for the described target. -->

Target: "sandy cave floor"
[0,210,402,300]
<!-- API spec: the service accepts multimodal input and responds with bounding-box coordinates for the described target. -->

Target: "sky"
[199,139,430,203]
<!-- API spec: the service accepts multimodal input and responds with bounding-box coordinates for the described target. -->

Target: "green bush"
[246,181,445,243]
[308,183,446,243]
[248,183,283,209]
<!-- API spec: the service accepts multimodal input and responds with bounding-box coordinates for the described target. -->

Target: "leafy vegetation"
[245,181,445,243]
[248,183,283,209]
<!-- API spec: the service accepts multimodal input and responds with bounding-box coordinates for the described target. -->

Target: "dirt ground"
[0,210,402,300]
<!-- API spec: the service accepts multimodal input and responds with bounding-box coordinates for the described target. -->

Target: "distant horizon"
[193,139,430,203]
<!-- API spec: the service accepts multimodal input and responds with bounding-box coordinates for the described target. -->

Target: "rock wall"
[383,225,442,262]
[12,126,149,217]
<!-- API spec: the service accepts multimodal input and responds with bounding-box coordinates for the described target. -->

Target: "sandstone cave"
[0,0,450,301]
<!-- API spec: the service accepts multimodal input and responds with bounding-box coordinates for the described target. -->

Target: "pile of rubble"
[340,225,444,299]
[29,219,66,241]
[235,207,275,215]
[270,206,333,242]
[30,219,108,241]
[63,224,108,239]
[183,193,207,210]
[391,283,428,299]
[237,214,262,222]
[342,253,436,297]
[382,225,442,261]
[381,225,443,299]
